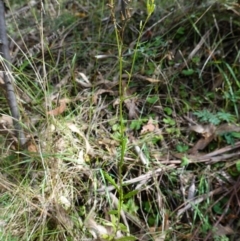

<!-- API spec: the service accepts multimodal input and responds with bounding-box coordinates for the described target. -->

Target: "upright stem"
[0,0,26,147]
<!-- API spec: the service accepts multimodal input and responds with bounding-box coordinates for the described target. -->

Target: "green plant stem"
[126,10,154,86]
[110,0,125,231]
[110,0,155,234]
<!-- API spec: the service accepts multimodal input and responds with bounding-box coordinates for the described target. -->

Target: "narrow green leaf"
[164,107,172,115]
[181,156,189,166]
[182,69,194,76]
[130,120,142,130]
[232,132,240,139]
[103,171,119,191]
[176,144,189,153]
[108,209,119,215]
[124,190,138,199]
[213,202,223,214]
[147,96,158,104]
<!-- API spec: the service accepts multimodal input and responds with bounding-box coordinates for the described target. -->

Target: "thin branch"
[0,0,26,148]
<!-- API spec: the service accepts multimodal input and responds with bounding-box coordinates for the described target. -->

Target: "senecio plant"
[108,0,156,237]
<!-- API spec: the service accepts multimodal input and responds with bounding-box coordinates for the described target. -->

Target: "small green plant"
[146,95,159,104]
[111,0,156,231]
[212,197,229,215]
[143,201,157,226]
[163,117,180,136]
[163,117,175,126]
[213,234,229,241]
[164,107,173,115]
[123,198,139,214]
[176,26,185,35]
[181,155,190,166]
[176,143,189,153]
[220,132,240,145]
[194,109,236,125]
[130,119,148,131]
[181,68,195,76]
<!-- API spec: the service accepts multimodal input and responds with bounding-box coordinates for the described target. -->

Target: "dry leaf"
[94,72,119,88]
[0,71,5,86]
[216,123,240,135]
[48,101,66,116]
[135,74,162,83]
[189,123,240,137]
[98,138,118,155]
[113,95,138,119]
[74,71,92,87]
[47,98,70,116]
[187,176,196,200]
[85,216,123,240]
[141,118,156,134]
[74,150,85,164]
[140,118,162,135]
[55,137,66,152]
[113,98,120,107]
[58,196,71,211]
[0,114,13,127]
[92,89,114,104]
[67,123,93,154]
[0,115,14,136]
[189,123,240,154]
[189,135,215,154]
[144,77,161,83]
[189,123,216,135]
[94,54,115,60]
[85,217,109,239]
[189,124,216,154]
[213,224,234,236]
[134,145,148,165]
[27,141,38,152]
[124,98,138,119]
[54,203,74,230]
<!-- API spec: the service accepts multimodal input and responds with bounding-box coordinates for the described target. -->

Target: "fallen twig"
[0,0,26,147]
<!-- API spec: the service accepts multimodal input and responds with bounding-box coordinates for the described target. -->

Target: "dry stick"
[203,141,240,157]
[177,187,225,217]
[0,0,26,147]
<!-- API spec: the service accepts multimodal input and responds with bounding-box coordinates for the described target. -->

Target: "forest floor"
[0,0,240,240]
